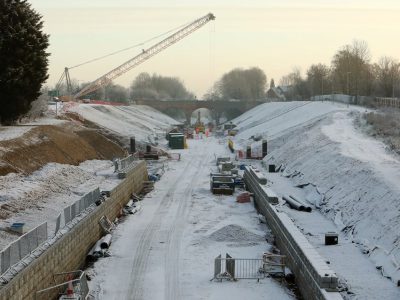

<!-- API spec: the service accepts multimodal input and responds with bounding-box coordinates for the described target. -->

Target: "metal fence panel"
[55,214,61,234]
[88,192,94,206]
[19,234,30,258]
[226,254,235,278]
[36,270,89,300]
[27,229,38,252]
[9,241,20,266]
[92,188,100,202]
[0,187,102,276]
[79,197,85,213]
[37,222,48,244]
[64,206,71,225]
[214,254,221,278]
[71,202,77,220]
[71,199,81,217]
[82,194,88,209]
[214,257,264,280]
[119,155,136,171]
[1,247,10,274]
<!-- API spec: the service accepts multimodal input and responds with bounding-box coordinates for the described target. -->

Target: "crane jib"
[73,13,215,100]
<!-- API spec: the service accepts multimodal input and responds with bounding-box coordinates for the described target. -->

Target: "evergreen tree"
[0,0,49,124]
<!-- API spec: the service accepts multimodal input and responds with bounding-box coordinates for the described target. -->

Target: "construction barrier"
[0,161,148,300]
[0,223,47,276]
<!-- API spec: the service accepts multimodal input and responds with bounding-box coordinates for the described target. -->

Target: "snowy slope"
[233,101,354,142]
[68,104,179,140]
[232,101,400,286]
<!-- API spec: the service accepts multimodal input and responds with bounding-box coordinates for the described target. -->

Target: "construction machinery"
[194,111,205,133]
[56,13,215,101]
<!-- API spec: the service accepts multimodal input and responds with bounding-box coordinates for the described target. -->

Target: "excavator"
[56,13,215,101]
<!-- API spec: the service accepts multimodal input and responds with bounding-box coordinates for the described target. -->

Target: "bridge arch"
[190,108,213,125]
[134,99,263,125]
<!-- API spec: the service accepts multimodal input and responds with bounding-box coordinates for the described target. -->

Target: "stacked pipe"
[283,195,312,212]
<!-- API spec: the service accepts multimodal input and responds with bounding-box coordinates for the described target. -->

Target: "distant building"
[266,86,290,101]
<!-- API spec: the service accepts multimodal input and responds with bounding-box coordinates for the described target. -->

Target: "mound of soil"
[208,224,264,242]
[0,123,126,175]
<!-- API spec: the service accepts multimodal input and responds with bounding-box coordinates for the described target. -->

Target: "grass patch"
[363,108,400,154]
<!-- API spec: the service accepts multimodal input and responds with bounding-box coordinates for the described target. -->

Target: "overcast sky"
[30,0,400,97]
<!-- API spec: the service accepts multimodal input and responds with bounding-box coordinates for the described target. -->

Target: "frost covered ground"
[0,117,66,142]
[67,104,179,141]
[232,101,400,298]
[0,103,177,144]
[88,138,295,300]
[2,100,400,299]
[0,160,119,249]
[0,103,180,250]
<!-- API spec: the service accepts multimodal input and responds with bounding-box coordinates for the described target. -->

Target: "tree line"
[2,0,400,125]
[57,72,196,103]
[280,40,400,100]
[60,67,268,103]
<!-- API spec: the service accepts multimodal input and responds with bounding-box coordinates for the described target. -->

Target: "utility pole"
[392,77,395,98]
[347,72,351,95]
[321,76,324,96]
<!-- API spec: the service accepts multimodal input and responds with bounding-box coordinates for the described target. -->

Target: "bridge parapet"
[134,99,264,123]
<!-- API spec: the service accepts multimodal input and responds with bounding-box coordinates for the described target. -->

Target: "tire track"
[164,142,211,300]
[126,158,193,300]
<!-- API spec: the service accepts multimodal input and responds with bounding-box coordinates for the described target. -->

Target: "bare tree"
[279,67,302,86]
[212,67,267,101]
[374,56,400,97]
[130,72,195,100]
[331,40,372,96]
[105,84,129,103]
[306,64,330,96]
[279,67,309,100]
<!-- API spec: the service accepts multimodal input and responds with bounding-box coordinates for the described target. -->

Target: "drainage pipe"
[87,240,103,261]
[289,195,312,212]
[100,234,112,249]
[283,195,305,211]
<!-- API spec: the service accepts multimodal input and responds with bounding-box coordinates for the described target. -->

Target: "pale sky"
[30,0,400,98]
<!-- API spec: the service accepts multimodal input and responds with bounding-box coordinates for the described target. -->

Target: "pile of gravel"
[208,224,263,243]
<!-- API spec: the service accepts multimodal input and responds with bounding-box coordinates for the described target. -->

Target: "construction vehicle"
[210,174,235,195]
[194,111,205,133]
[56,13,215,101]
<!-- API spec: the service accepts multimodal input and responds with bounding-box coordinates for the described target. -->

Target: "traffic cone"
[66,275,75,297]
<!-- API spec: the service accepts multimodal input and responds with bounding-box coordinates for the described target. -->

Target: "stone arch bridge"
[134,99,264,124]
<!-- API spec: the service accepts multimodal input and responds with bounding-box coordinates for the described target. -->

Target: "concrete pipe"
[87,240,103,261]
[100,234,112,249]
[283,195,305,211]
[125,200,133,208]
[289,195,312,212]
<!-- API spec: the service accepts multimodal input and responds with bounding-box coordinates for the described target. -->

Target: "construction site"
[1,5,400,300]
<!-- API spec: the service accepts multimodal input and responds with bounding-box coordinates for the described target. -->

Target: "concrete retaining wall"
[0,161,147,300]
[244,166,342,300]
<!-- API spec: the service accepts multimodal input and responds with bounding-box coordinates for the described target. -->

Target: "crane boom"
[74,13,215,100]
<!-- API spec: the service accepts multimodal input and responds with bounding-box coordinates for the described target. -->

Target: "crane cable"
[67,19,194,70]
